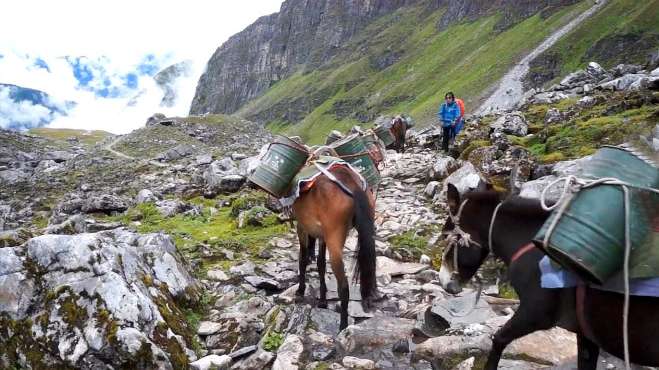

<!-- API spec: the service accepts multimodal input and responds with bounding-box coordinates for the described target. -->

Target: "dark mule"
[293,166,378,330]
[389,116,407,153]
[437,184,659,369]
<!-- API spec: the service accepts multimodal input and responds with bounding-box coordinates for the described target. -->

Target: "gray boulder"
[428,156,460,181]
[44,150,74,163]
[585,61,608,80]
[0,169,30,184]
[135,189,158,204]
[190,355,231,370]
[519,176,561,203]
[337,316,415,353]
[544,108,562,125]
[196,154,213,165]
[598,73,646,91]
[0,229,199,369]
[155,199,195,217]
[158,144,195,161]
[490,112,528,136]
[82,194,129,213]
[441,162,487,198]
[272,334,304,370]
[611,64,643,77]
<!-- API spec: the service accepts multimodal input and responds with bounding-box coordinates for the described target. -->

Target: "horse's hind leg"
[577,333,599,370]
[317,240,328,308]
[326,232,349,331]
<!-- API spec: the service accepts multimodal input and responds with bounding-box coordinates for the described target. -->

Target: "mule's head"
[438,183,497,294]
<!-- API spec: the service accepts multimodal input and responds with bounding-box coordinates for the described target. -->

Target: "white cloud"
[0,86,62,130]
[0,0,283,134]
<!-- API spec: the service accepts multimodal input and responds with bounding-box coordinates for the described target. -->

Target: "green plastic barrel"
[534,146,659,284]
[373,124,395,147]
[361,131,385,164]
[330,133,381,188]
[325,130,343,145]
[248,135,309,197]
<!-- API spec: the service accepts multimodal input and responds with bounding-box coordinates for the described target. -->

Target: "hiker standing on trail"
[438,92,461,153]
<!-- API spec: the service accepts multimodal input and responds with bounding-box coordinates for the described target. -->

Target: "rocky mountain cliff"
[190,0,577,116]
[191,0,658,144]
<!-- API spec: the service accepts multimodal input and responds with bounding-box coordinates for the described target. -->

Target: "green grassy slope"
[237,1,592,144]
[533,0,659,84]
[28,127,113,146]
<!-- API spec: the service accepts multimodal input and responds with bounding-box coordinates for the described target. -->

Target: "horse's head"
[438,183,500,294]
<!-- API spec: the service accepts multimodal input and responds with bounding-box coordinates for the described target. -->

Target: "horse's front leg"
[296,229,312,302]
[577,333,599,370]
[484,305,551,370]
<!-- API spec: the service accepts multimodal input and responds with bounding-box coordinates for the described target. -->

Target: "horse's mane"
[464,190,550,218]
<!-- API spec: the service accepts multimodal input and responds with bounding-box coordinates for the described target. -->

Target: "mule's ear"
[447,183,460,215]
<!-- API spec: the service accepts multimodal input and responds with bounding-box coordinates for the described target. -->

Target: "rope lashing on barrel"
[540,175,659,370]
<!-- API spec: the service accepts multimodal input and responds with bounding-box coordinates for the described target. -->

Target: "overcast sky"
[0,0,283,133]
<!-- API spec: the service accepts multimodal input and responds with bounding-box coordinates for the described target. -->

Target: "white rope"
[539,175,659,370]
[488,202,504,252]
[622,184,631,370]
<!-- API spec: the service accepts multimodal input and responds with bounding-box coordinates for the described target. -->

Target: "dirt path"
[104,135,169,167]
[477,0,608,115]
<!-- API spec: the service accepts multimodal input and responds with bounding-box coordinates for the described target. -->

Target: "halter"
[445,198,503,278]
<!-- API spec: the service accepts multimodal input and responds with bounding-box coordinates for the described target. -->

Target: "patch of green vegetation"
[262,331,284,352]
[515,92,657,163]
[389,230,430,261]
[106,193,287,274]
[0,315,55,369]
[237,1,590,143]
[58,290,88,328]
[460,139,491,160]
[540,0,659,83]
[28,127,113,146]
[498,281,519,300]
[229,192,270,217]
[313,362,330,370]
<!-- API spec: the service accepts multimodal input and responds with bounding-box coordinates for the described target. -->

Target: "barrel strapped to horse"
[278,156,368,208]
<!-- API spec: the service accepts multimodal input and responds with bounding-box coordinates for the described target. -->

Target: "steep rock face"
[190,0,578,117]
[437,0,578,31]
[191,0,422,115]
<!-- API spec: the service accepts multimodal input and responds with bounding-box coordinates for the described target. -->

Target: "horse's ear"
[447,183,460,215]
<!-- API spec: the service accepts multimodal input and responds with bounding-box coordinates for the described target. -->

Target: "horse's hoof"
[318,300,328,309]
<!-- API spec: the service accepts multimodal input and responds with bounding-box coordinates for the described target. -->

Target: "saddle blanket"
[278,156,367,207]
[539,256,659,297]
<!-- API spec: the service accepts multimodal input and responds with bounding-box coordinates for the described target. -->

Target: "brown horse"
[438,183,659,369]
[292,165,378,330]
[389,116,407,153]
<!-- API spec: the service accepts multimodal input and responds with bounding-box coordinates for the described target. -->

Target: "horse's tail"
[352,188,377,302]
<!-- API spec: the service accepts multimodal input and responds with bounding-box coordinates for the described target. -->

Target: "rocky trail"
[477,0,608,115]
[104,134,170,168]
[1,58,658,369]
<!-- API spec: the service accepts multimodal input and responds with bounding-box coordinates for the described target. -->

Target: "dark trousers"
[442,126,452,152]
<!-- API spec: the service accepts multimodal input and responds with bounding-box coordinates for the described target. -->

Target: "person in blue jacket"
[437,91,461,153]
